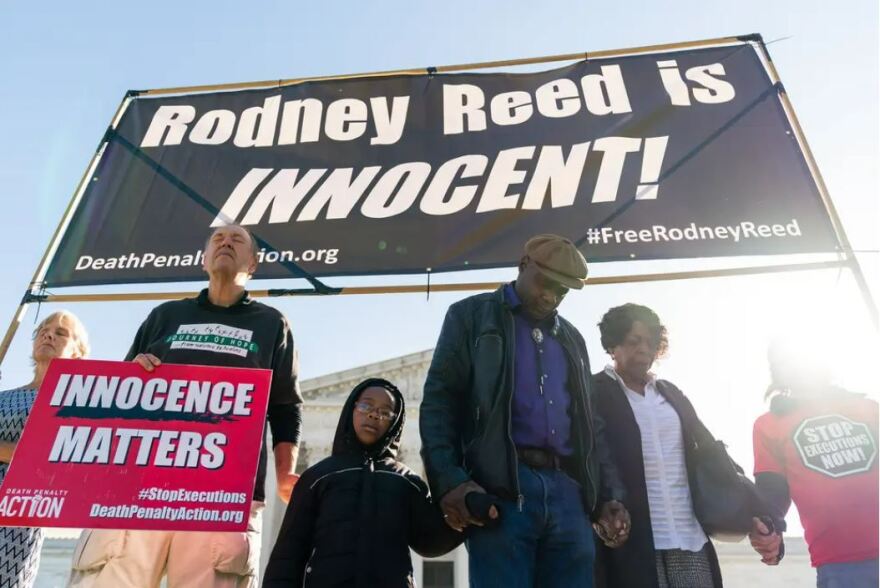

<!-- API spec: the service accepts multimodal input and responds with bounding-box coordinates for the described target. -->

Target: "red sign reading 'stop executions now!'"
[0,358,271,532]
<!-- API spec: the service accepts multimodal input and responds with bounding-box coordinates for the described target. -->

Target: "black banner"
[44,41,840,287]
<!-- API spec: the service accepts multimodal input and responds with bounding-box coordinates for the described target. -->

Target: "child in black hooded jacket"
[263,378,462,587]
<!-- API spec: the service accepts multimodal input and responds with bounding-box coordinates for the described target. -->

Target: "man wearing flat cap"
[420,234,630,587]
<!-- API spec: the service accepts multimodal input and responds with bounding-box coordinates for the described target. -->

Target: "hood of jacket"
[768,385,863,415]
[331,377,406,460]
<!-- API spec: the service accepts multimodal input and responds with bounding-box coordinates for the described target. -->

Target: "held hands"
[749,517,783,565]
[592,500,631,548]
[440,480,498,532]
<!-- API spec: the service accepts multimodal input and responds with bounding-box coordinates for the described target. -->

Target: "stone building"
[30,353,816,587]
[257,350,817,588]
[261,349,466,588]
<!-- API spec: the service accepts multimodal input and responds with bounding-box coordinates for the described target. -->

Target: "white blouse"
[605,366,708,552]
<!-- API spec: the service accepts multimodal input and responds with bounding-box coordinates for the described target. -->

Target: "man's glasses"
[354,401,397,422]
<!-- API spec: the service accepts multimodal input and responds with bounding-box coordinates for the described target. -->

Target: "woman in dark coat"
[263,378,461,588]
[591,304,723,588]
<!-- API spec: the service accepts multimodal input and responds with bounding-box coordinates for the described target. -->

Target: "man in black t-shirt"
[68,225,303,588]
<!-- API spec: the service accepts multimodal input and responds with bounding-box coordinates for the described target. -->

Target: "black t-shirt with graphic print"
[126,289,303,502]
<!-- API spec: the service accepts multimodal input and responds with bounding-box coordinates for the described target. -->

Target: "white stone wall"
[258,349,814,588]
[260,349,467,587]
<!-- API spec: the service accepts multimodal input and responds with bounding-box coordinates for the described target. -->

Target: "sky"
[0,0,877,539]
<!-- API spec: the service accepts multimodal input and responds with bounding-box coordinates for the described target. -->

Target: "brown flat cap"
[524,234,588,290]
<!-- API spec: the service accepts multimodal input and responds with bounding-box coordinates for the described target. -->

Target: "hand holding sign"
[133,353,162,372]
[0,358,271,532]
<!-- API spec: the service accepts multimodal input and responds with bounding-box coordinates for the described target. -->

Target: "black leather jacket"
[419,286,625,516]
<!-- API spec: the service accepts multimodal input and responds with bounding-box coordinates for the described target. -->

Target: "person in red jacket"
[750,337,878,588]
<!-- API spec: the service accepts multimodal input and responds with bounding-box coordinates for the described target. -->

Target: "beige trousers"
[66,502,263,588]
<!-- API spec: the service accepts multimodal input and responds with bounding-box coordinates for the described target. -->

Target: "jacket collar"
[493,283,509,307]
[604,365,658,387]
[501,282,560,330]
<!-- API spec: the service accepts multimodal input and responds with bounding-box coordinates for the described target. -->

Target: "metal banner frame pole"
[752,37,878,328]
[19,260,848,304]
[2,33,871,367]
[137,35,748,97]
[0,94,134,365]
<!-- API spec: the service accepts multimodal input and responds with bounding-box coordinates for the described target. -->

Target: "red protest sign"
[0,358,271,532]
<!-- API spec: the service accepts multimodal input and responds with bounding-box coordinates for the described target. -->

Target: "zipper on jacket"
[579,355,597,509]
[303,547,317,588]
[579,356,599,512]
[559,328,598,511]
[504,307,524,511]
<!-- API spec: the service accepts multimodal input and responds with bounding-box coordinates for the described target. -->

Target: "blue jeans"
[817,558,879,588]
[466,463,595,588]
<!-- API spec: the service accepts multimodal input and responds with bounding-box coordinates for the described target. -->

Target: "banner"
[0,358,271,531]
[43,40,840,287]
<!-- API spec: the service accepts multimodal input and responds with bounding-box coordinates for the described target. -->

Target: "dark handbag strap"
[655,380,745,475]
[655,381,715,446]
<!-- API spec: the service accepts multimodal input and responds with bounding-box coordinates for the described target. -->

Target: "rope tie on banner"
[764,36,792,47]
[266,285,343,297]
[23,286,50,324]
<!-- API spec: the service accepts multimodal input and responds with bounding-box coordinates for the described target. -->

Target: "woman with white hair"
[0,310,90,588]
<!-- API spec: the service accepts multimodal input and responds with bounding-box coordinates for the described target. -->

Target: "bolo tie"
[532,327,546,396]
